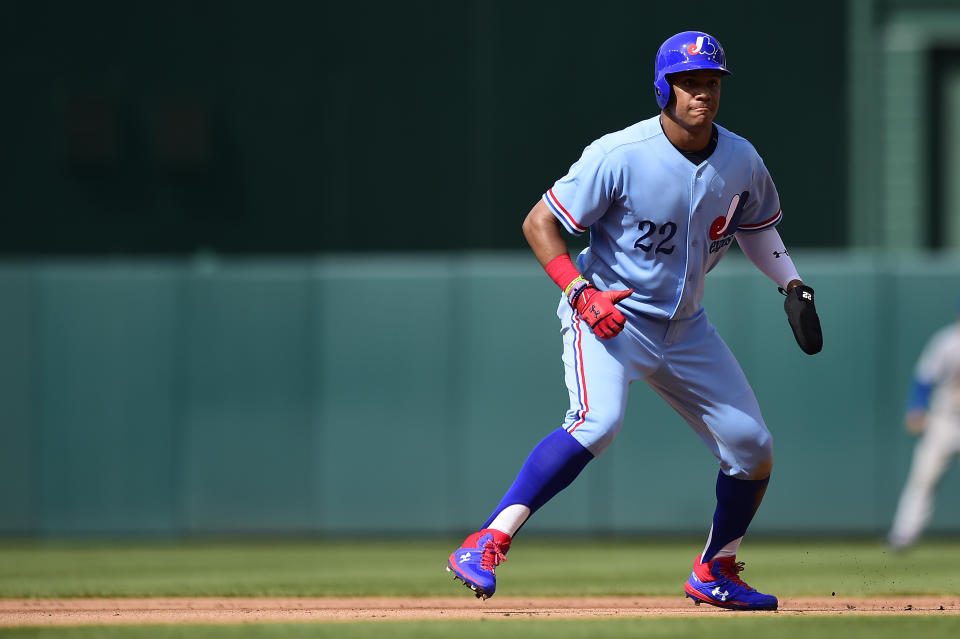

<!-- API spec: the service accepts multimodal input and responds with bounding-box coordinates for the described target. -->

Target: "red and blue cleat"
[684,554,778,610]
[446,529,511,599]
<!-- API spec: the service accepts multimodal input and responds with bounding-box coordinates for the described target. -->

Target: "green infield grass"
[1,537,959,638]
[1,536,958,598]
[1,617,960,639]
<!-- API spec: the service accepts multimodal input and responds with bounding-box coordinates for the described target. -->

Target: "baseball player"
[446,30,822,610]
[888,312,960,549]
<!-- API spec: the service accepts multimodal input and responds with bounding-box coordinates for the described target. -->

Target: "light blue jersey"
[542,115,780,470]
[544,115,782,320]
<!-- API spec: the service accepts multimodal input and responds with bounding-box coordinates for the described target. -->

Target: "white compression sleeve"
[487,504,531,537]
[734,227,801,290]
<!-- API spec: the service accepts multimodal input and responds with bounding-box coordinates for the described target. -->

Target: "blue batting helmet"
[654,31,731,109]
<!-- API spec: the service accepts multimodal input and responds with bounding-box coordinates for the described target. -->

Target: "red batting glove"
[573,286,633,339]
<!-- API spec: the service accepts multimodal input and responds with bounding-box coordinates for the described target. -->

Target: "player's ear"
[663,89,676,111]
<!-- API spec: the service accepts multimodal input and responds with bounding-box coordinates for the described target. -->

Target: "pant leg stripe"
[568,314,589,434]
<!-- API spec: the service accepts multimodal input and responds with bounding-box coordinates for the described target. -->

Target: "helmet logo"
[687,36,717,57]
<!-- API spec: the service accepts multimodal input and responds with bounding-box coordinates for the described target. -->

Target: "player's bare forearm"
[522,199,570,268]
[905,410,927,435]
[523,199,633,339]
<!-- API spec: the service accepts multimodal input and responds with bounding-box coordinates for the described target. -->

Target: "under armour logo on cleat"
[459,552,471,563]
[802,291,812,301]
[712,587,729,601]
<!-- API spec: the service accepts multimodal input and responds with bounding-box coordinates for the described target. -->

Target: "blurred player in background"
[446,30,822,611]
[888,311,960,550]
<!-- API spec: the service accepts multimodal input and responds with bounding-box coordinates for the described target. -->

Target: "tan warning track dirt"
[1,596,958,626]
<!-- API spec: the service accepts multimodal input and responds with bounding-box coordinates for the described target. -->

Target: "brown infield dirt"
[1,596,959,626]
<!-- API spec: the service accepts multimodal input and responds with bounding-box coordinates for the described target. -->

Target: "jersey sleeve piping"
[544,188,588,236]
[737,208,782,233]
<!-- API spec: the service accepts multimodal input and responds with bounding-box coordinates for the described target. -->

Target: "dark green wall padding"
[0,1,845,254]
[1,252,959,537]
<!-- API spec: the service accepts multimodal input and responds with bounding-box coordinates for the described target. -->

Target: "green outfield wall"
[1,252,959,538]
[0,0,848,254]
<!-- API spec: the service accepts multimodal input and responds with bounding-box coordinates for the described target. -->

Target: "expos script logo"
[687,36,719,57]
[708,190,750,254]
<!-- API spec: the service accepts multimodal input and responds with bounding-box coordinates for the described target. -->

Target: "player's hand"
[573,286,633,339]
[905,410,927,435]
[783,283,822,355]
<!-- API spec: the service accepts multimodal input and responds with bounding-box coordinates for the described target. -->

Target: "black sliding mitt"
[782,285,822,355]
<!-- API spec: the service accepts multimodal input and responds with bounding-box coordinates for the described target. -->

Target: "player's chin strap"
[779,284,822,355]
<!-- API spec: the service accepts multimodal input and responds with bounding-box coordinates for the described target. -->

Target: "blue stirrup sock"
[482,428,594,531]
[701,470,769,563]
